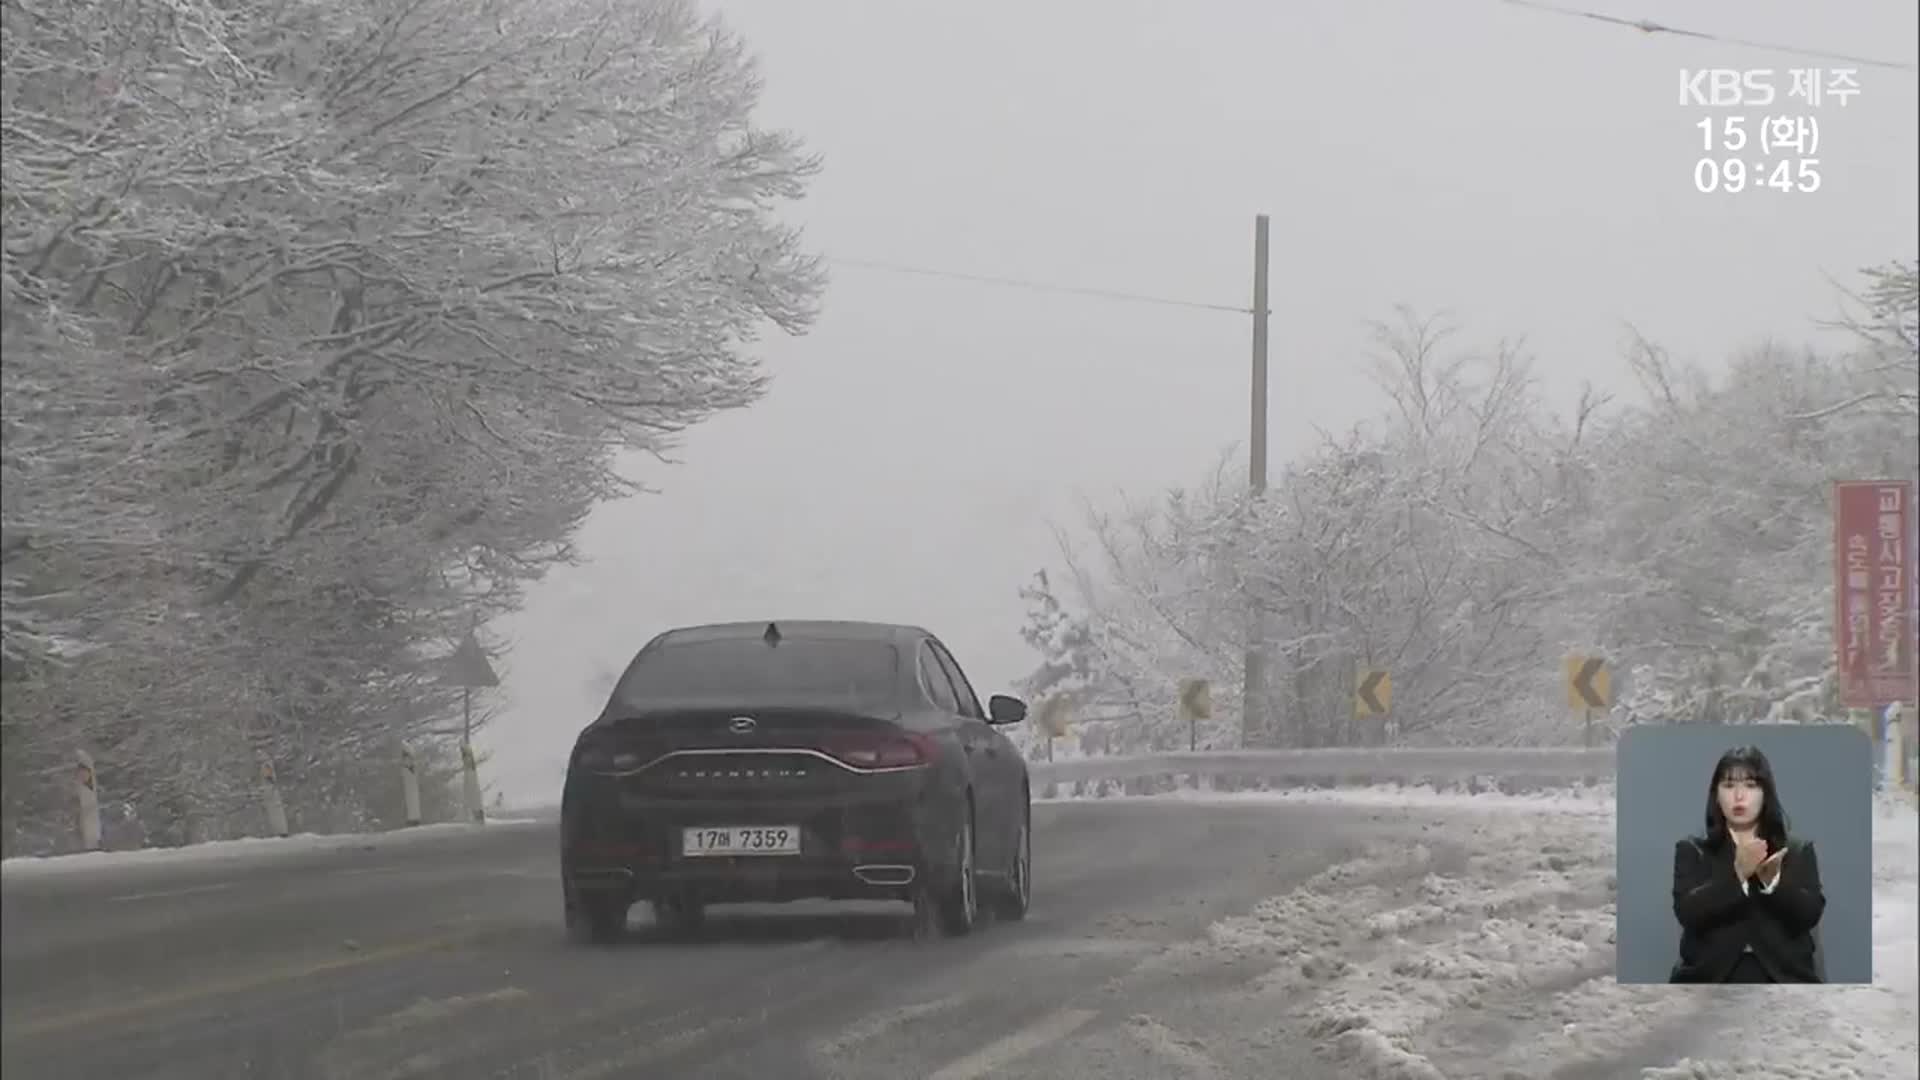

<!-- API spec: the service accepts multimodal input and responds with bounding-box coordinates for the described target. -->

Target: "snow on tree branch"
[1020,272,1917,751]
[2,0,823,850]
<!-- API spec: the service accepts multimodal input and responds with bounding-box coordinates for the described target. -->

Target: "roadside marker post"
[400,743,423,826]
[74,749,101,852]
[447,634,499,825]
[1178,679,1213,752]
[259,758,291,838]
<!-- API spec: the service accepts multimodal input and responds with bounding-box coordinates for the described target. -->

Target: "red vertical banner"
[1835,480,1915,708]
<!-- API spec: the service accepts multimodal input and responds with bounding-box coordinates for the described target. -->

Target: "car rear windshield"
[609,638,900,709]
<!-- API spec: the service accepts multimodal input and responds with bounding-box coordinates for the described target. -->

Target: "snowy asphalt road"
[3,802,1419,1080]
[7,796,1912,1080]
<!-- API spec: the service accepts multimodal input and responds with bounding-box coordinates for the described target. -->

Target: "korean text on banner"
[1834,480,1915,708]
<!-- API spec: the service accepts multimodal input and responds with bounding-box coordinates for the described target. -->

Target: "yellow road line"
[3,932,480,1041]
[343,988,671,1080]
[340,986,533,1043]
[313,986,536,1080]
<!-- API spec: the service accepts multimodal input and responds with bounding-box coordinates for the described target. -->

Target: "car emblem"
[728,716,757,734]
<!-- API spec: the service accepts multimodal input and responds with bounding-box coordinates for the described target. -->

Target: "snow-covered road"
[3,789,1913,1079]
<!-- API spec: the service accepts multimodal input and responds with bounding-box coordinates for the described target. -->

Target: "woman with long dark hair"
[1669,745,1826,983]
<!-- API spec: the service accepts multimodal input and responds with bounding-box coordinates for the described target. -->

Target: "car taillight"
[574,744,644,772]
[824,733,936,769]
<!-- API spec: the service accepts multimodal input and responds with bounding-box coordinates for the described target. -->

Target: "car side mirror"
[987,694,1027,725]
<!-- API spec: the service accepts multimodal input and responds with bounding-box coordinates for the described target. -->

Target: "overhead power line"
[1500,0,1919,72]
[827,256,1252,315]
[829,5,1913,318]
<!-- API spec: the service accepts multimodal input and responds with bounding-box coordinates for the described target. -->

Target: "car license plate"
[681,825,801,856]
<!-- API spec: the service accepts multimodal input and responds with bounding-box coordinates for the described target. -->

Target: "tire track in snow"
[964,834,1496,1078]
[1121,1014,1227,1078]
[1301,817,1721,1080]
[1025,799,1725,1080]
[1010,790,1915,1080]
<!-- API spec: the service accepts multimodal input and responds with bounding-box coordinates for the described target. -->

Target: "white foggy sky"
[483,0,1919,802]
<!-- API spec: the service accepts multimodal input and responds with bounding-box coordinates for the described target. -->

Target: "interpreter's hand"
[1757,848,1787,889]
[1733,836,1768,881]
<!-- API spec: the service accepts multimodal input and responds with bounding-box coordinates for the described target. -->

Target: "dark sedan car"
[560,620,1032,943]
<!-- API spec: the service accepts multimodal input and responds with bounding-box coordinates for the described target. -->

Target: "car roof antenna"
[762,622,782,647]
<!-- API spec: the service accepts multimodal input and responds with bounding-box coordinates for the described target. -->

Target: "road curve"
[2,802,1416,1080]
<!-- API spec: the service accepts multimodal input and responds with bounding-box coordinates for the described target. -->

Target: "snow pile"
[1298,828,1628,1078]
[1203,850,1433,963]
[1137,787,1916,1080]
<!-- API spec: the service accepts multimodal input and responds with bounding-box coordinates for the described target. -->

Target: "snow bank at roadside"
[1142,784,1917,1080]
[1039,781,1616,815]
[0,818,549,881]
[1342,798,1914,1080]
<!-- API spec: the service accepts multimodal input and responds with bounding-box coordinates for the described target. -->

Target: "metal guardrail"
[1027,747,1616,788]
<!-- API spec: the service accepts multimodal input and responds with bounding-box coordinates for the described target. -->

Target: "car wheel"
[995,811,1031,922]
[652,895,705,938]
[566,887,628,945]
[913,811,976,939]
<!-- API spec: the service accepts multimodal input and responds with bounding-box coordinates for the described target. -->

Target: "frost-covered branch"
[2,0,823,850]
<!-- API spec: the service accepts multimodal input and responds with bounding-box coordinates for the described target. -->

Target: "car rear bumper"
[562,779,944,905]
[567,851,923,904]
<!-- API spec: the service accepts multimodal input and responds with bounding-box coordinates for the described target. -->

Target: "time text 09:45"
[1681,67,1859,196]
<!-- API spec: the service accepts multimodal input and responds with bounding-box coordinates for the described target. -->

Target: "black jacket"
[1669,836,1825,983]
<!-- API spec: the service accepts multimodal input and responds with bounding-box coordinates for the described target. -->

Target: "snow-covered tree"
[1576,301,1916,729]
[1019,266,1917,751]
[1038,312,1591,747]
[1,0,823,848]
[1016,569,1101,700]
[1056,464,1254,751]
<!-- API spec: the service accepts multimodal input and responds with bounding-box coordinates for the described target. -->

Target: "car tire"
[566,887,628,945]
[994,809,1031,922]
[652,895,705,938]
[913,811,977,939]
